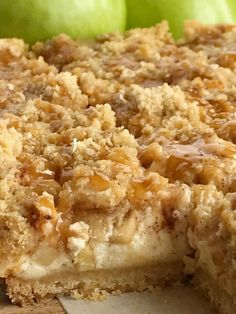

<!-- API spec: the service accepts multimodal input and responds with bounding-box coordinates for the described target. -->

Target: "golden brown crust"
[6,263,184,305]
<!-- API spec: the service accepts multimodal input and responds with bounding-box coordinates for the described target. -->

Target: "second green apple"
[126,0,236,38]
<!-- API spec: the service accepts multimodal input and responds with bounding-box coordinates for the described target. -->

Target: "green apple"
[126,0,236,38]
[0,0,126,43]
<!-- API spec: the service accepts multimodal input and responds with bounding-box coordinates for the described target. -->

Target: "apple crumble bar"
[0,21,236,314]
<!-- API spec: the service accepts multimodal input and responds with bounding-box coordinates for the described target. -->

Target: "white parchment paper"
[59,286,217,314]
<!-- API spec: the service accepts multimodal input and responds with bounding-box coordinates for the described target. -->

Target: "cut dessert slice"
[0,38,191,305]
[188,185,236,314]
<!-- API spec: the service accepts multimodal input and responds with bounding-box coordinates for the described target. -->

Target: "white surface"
[59,286,217,314]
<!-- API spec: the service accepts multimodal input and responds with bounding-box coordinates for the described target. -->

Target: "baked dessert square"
[0,21,236,314]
